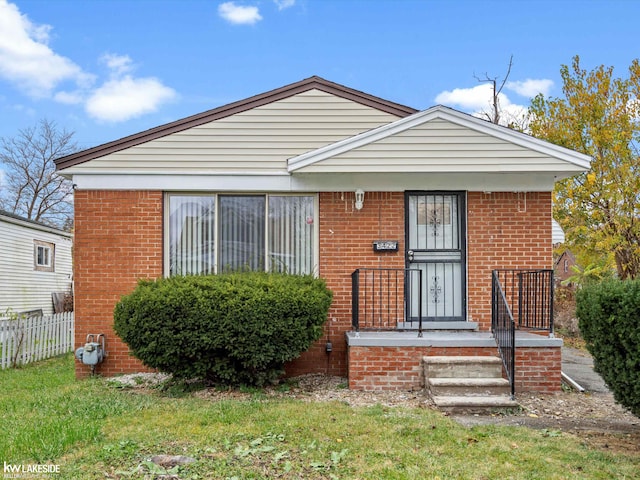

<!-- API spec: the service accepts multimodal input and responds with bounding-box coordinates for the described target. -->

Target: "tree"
[528,56,640,279]
[0,119,77,229]
[475,55,514,125]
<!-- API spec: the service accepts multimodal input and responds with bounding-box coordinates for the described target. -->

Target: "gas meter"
[75,334,105,373]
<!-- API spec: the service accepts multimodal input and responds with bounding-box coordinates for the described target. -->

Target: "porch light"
[355,189,365,210]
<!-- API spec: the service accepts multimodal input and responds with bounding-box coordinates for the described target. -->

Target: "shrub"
[577,279,640,417]
[114,272,333,386]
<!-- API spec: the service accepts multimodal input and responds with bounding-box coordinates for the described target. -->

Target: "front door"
[406,192,466,321]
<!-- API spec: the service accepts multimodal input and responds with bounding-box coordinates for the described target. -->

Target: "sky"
[0,0,639,152]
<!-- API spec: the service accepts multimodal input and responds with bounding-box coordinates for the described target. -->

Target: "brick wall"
[347,345,561,393]
[74,188,556,390]
[515,347,562,393]
[347,346,498,391]
[285,192,405,377]
[74,190,163,378]
[467,192,552,330]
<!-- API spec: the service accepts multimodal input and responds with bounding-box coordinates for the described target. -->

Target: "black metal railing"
[491,270,516,398]
[351,268,423,336]
[492,269,554,334]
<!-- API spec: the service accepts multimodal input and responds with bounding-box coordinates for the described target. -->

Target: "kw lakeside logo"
[3,462,60,477]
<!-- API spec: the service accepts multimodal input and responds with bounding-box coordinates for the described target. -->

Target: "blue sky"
[1,0,639,151]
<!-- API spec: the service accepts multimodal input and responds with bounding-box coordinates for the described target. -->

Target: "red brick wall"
[74,190,163,378]
[347,345,561,393]
[348,346,498,391]
[515,347,562,393]
[285,192,405,377]
[467,192,552,330]
[74,189,555,387]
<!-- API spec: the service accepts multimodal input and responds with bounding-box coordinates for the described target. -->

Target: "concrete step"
[423,356,503,379]
[428,377,511,397]
[431,395,519,414]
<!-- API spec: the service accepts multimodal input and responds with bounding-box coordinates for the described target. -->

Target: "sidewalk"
[561,346,609,393]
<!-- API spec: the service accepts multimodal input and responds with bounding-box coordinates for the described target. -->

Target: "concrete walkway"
[561,347,609,393]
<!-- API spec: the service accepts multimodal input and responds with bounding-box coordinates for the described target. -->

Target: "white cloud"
[85,76,176,122]
[0,0,91,98]
[506,79,553,98]
[435,83,528,127]
[53,90,84,105]
[83,52,176,122]
[435,83,496,112]
[218,2,262,25]
[100,53,134,76]
[274,0,295,10]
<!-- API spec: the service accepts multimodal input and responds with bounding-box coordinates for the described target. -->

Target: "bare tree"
[474,55,514,125]
[0,119,77,229]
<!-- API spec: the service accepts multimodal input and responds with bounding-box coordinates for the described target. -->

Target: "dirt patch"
[454,391,640,454]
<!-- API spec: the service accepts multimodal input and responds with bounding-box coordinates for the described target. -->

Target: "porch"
[345,268,562,395]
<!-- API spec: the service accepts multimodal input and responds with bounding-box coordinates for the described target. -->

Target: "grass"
[1,355,639,479]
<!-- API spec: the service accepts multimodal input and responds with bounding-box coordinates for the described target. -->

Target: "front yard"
[1,355,639,479]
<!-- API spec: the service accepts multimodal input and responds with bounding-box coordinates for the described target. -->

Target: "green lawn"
[1,355,638,479]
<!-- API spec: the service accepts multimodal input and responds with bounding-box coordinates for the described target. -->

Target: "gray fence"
[0,312,74,369]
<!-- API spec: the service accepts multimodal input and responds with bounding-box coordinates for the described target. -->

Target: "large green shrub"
[577,279,640,417]
[114,272,333,386]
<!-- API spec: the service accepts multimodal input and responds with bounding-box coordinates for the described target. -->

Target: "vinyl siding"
[0,218,72,314]
[298,119,581,173]
[66,90,399,174]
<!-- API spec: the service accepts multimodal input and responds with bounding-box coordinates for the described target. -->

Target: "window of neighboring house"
[167,194,316,276]
[564,259,569,273]
[34,240,55,272]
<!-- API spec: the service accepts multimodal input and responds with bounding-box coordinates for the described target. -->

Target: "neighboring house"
[55,76,590,395]
[0,210,73,315]
[555,250,578,285]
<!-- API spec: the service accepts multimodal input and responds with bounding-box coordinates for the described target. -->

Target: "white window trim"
[34,240,55,272]
[163,192,319,277]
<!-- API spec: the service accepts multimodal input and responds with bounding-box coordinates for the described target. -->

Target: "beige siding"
[299,119,576,173]
[68,90,399,174]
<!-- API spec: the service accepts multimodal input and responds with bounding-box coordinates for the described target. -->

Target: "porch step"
[423,356,503,379]
[428,377,511,396]
[423,356,517,413]
[431,395,519,414]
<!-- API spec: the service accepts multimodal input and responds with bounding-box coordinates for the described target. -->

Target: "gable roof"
[55,76,417,171]
[288,105,592,174]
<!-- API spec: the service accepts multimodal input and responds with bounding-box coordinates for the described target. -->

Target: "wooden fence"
[0,312,74,369]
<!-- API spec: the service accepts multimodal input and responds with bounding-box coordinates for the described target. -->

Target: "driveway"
[561,346,609,393]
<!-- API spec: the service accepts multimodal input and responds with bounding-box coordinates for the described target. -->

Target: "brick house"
[56,77,590,399]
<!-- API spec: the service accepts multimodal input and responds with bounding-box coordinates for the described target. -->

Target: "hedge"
[577,279,640,417]
[114,272,333,386]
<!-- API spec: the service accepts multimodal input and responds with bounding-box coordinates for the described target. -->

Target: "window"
[167,194,315,276]
[34,240,55,272]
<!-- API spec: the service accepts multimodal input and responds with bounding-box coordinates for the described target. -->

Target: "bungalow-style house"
[56,77,590,404]
[0,210,73,315]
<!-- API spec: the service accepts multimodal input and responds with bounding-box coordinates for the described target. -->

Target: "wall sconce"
[355,189,365,210]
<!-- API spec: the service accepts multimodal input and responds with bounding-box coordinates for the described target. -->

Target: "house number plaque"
[372,240,399,252]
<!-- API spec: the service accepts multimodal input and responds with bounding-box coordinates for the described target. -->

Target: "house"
[555,250,577,285]
[55,76,590,396]
[0,210,73,315]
